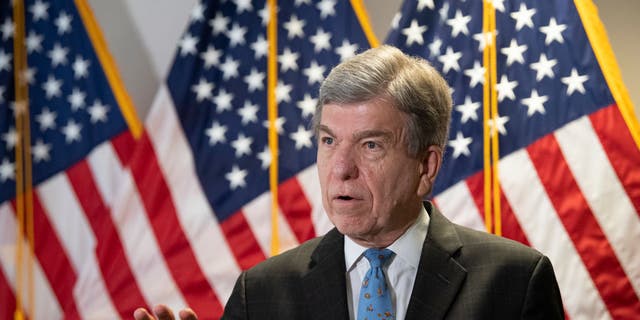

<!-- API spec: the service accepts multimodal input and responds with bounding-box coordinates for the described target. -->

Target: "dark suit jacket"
[221,202,564,319]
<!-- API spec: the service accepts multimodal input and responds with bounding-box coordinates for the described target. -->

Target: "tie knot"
[363,248,393,268]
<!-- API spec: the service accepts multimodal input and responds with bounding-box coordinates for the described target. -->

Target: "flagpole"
[488,0,502,237]
[481,0,493,234]
[267,0,280,257]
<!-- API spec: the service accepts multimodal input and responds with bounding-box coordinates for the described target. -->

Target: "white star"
[304,61,326,85]
[1,127,17,150]
[428,37,442,57]
[88,101,109,123]
[290,125,313,150]
[36,107,56,131]
[530,54,557,81]
[455,96,481,123]
[1,18,14,40]
[279,47,299,72]
[276,81,293,103]
[42,75,62,99]
[225,165,248,190]
[510,3,536,31]
[257,146,271,169]
[234,0,253,13]
[402,19,427,46]
[295,0,311,5]
[55,11,72,34]
[438,47,462,73]
[335,40,358,61]
[72,56,90,78]
[205,121,227,145]
[251,35,268,59]
[209,12,229,35]
[391,12,401,30]
[32,139,52,163]
[500,39,527,66]
[227,23,247,47]
[178,33,198,56]
[20,67,37,85]
[496,75,518,102]
[540,18,567,45]
[192,78,214,102]
[258,4,270,26]
[521,89,548,116]
[48,43,68,67]
[0,49,11,72]
[68,88,86,110]
[237,101,259,125]
[284,15,306,39]
[439,2,450,21]
[26,31,43,53]
[448,132,473,158]
[488,0,505,13]
[310,29,332,52]
[263,117,286,135]
[220,56,240,80]
[447,10,471,37]
[244,68,265,92]
[190,3,205,21]
[200,45,222,68]
[231,133,253,158]
[0,158,15,182]
[417,0,435,11]
[62,120,82,143]
[30,0,49,21]
[463,61,485,88]
[488,115,509,136]
[213,89,234,113]
[316,0,336,19]
[561,68,589,95]
[297,94,317,118]
[472,31,495,52]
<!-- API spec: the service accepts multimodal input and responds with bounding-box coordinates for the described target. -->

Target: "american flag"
[0,0,146,318]
[386,0,640,319]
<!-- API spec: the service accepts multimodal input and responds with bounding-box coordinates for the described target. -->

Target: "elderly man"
[135,45,564,320]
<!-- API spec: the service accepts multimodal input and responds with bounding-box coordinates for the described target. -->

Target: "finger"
[178,308,198,320]
[153,304,176,320]
[133,308,155,320]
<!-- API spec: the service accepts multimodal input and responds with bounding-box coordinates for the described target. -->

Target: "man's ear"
[417,145,442,197]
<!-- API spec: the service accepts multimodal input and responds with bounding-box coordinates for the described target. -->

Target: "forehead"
[319,99,406,134]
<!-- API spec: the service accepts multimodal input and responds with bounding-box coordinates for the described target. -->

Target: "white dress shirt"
[344,207,430,320]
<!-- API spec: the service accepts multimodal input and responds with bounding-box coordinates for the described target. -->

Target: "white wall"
[89,0,640,120]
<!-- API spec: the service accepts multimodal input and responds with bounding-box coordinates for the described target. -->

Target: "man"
[135,45,564,320]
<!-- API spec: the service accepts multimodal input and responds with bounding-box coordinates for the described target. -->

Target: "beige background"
[88,0,640,121]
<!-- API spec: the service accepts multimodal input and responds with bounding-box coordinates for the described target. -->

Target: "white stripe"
[109,171,187,310]
[434,180,485,232]
[297,165,334,236]
[242,190,299,256]
[146,84,241,303]
[87,141,126,207]
[0,203,62,319]
[555,116,640,296]
[37,174,119,319]
[500,149,610,320]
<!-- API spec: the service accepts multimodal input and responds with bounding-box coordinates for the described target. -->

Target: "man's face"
[316,99,440,246]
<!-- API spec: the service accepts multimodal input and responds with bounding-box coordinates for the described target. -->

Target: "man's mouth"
[337,195,354,200]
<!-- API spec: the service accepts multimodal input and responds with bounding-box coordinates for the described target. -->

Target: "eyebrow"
[318,125,392,142]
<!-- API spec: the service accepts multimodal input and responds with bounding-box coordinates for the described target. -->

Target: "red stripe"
[278,177,316,243]
[498,186,530,246]
[66,160,150,317]
[528,134,640,319]
[111,131,137,165]
[589,104,640,215]
[112,132,223,319]
[465,171,486,224]
[220,211,266,270]
[0,266,16,320]
[11,195,81,319]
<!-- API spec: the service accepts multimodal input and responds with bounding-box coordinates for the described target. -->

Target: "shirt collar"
[344,206,430,272]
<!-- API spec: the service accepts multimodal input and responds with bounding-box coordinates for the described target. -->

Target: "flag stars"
[263,117,286,135]
[290,126,314,150]
[205,121,227,145]
[257,146,271,169]
[72,56,90,78]
[279,48,299,72]
[62,120,82,143]
[402,19,427,46]
[209,13,229,35]
[190,3,205,22]
[251,35,268,59]
[88,100,109,123]
[68,88,87,110]
[417,0,435,11]
[428,37,442,57]
[530,54,557,81]
[472,31,495,52]
[55,11,72,34]
[26,31,44,53]
[540,18,567,45]
[521,89,548,116]
[304,61,326,85]
[48,43,69,67]
[225,165,248,190]
[32,139,52,163]
[561,68,589,95]
[36,107,57,131]
[20,67,37,85]
[496,75,518,102]
[463,61,485,88]
[234,0,253,13]
[1,18,14,40]
[42,75,63,99]
[0,49,11,72]
[200,46,222,68]
[335,40,358,61]
[438,47,462,73]
[500,39,527,66]
[310,29,332,52]
[213,89,234,113]
[2,127,17,150]
[488,115,509,136]
[510,3,536,31]
[257,5,270,26]
[29,0,49,21]
[0,158,15,182]
[179,33,199,56]
[448,132,473,158]
[488,0,506,13]
[227,23,247,47]
[455,97,481,123]
[244,68,265,92]
[192,78,214,102]
[297,94,317,118]
[447,10,471,37]
[284,15,306,39]
[316,0,336,19]
[220,56,240,80]
[231,133,253,158]
[237,101,259,125]
[276,81,293,103]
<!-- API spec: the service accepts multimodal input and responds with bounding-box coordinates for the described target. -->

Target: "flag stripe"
[498,186,530,246]
[466,172,490,229]
[66,159,150,317]
[432,179,485,231]
[297,165,334,235]
[528,133,640,319]
[220,211,267,270]
[278,177,315,244]
[0,266,15,320]
[589,105,640,216]
[499,149,610,320]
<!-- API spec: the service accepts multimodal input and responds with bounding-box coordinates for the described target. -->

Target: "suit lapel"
[405,203,467,320]
[302,228,350,320]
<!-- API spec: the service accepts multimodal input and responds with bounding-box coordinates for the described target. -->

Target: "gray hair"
[312,45,452,156]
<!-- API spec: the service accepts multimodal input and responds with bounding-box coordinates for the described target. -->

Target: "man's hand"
[133,305,198,320]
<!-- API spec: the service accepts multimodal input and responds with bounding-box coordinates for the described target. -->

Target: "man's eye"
[366,141,377,149]
[322,137,334,145]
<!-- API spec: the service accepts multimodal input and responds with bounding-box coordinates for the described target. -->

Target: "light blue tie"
[357,248,395,320]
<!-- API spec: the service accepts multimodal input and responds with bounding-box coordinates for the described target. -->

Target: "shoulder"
[244,235,324,277]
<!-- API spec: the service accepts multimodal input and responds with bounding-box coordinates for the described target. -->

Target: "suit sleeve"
[521,255,565,319]
[221,271,248,320]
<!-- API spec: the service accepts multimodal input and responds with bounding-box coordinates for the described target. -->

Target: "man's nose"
[332,146,358,180]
